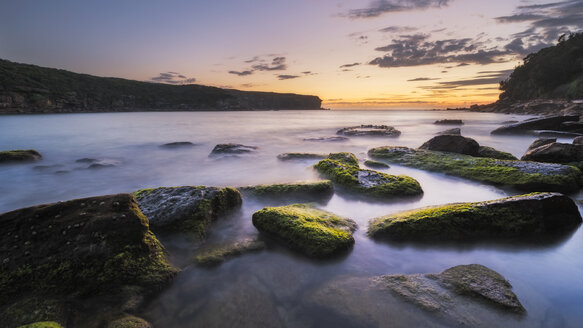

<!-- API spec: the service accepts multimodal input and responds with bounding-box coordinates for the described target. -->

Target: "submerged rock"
[303,136,349,142]
[420,135,480,156]
[337,125,401,137]
[436,128,461,135]
[368,146,582,193]
[491,115,579,134]
[573,136,583,145]
[252,203,357,258]
[0,194,177,327]
[276,152,327,161]
[364,159,390,169]
[160,141,196,148]
[314,152,423,198]
[476,146,518,160]
[0,150,42,163]
[133,186,241,238]
[194,238,265,266]
[238,181,334,202]
[521,142,583,164]
[434,119,463,125]
[210,143,258,156]
[368,192,581,241]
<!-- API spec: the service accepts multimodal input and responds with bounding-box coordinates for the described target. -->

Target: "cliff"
[0,59,322,113]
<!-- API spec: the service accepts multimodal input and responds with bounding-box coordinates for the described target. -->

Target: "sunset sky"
[1,0,581,109]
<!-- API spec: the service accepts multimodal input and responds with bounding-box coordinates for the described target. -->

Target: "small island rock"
[210,143,258,156]
[337,125,401,137]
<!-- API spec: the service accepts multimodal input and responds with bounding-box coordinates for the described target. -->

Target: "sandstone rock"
[521,142,583,163]
[336,125,401,137]
[0,150,42,163]
[491,116,579,134]
[419,135,480,156]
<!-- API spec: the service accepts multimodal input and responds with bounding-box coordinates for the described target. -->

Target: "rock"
[106,315,152,328]
[314,153,423,198]
[252,203,357,258]
[33,164,64,171]
[238,181,334,202]
[336,125,401,137]
[574,136,583,145]
[369,192,581,241]
[419,135,479,156]
[491,115,579,134]
[368,146,582,193]
[476,146,518,160]
[193,238,265,266]
[533,130,583,137]
[276,153,327,161]
[380,264,525,313]
[0,194,177,327]
[526,138,556,151]
[303,136,349,142]
[364,160,390,169]
[0,150,42,163]
[17,322,63,328]
[521,142,583,164]
[436,128,461,135]
[75,158,97,163]
[209,143,258,156]
[559,121,583,133]
[133,186,242,238]
[160,141,196,148]
[78,158,121,169]
[434,119,463,125]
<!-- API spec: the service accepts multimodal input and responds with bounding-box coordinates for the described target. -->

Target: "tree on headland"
[499,32,583,101]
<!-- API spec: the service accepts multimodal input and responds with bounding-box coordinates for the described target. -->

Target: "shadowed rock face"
[434,119,463,125]
[0,150,42,163]
[336,125,401,137]
[368,192,582,242]
[160,141,196,148]
[573,136,583,145]
[419,135,480,156]
[491,115,579,134]
[436,128,461,135]
[526,138,556,151]
[521,142,583,163]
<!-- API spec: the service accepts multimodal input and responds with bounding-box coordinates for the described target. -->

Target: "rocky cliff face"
[0,59,322,113]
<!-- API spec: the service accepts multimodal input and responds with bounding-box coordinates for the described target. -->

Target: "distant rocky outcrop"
[0,59,322,113]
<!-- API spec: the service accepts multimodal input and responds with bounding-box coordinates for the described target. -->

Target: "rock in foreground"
[337,125,401,137]
[0,150,42,163]
[368,146,582,193]
[0,194,177,327]
[239,181,334,202]
[133,186,242,238]
[369,192,581,241]
[314,153,423,198]
[521,142,583,164]
[252,203,357,258]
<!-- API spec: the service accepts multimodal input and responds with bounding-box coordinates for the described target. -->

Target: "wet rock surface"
[491,115,579,134]
[476,146,517,160]
[521,142,583,164]
[0,150,42,163]
[194,238,265,267]
[160,141,196,148]
[336,125,401,137]
[238,181,334,202]
[436,128,461,135]
[420,135,480,156]
[209,143,258,156]
[363,159,390,169]
[526,138,556,151]
[303,136,348,142]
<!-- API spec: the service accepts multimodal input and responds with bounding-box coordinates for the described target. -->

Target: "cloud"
[302,71,318,75]
[420,69,513,89]
[340,62,361,68]
[378,25,417,33]
[150,72,196,84]
[346,0,451,19]
[252,56,287,71]
[228,70,253,76]
[277,74,300,80]
[407,77,440,81]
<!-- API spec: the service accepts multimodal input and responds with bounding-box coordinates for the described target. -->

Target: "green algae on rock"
[106,315,152,328]
[238,181,333,201]
[133,186,242,238]
[0,194,177,327]
[252,203,357,258]
[364,160,390,169]
[17,322,64,328]
[194,238,266,267]
[368,146,582,193]
[476,146,518,160]
[314,152,422,198]
[368,192,582,241]
[0,150,42,163]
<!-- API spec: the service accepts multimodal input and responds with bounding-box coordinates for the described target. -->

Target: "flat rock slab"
[238,181,334,202]
[434,119,463,125]
[314,152,423,198]
[337,125,401,137]
[303,136,349,142]
[160,141,196,148]
[522,142,583,163]
[368,192,582,241]
[133,186,242,238]
[491,115,579,134]
[0,150,42,163]
[368,146,582,193]
[210,143,258,156]
[252,203,357,258]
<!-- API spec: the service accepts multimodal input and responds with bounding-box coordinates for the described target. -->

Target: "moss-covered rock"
[17,322,63,328]
[0,150,42,163]
[0,194,177,327]
[133,186,242,238]
[276,153,327,161]
[238,181,333,202]
[252,203,357,258]
[336,125,401,137]
[369,192,582,241]
[364,160,390,169]
[477,146,518,160]
[419,135,480,156]
[314,153,422,198]
[194,239,265,266]
[368,146,582,193]
[106,315,152,328]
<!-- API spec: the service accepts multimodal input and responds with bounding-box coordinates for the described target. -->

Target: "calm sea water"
[1,110,582,327]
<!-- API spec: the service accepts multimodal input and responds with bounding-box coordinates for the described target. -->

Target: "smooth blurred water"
[1,110,582,327]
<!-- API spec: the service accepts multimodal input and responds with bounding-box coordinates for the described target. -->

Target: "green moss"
[477,146,518,160]
[0,298,65,328]
[132,188,154,201]
[239,181,333,198]
[364,160,390,169]
[17,322,63,328]
[194,239,265,266]
[327,152,359,166]
[106,315,151,328]
[0,150,42,162]
[368,146,582,193]
[252,203,356,258]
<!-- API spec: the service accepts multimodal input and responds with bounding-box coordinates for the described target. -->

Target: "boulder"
[574,136,583,145]
[303,136,348,142]
[491,115,579,134]
[209,143,258,156]
[238,181,334,202]
[368,146,582,193]
[160,141,196,148]
[419,135,479,156]
[0,194,177,327]
[521,142,583,163]
[276,153,326,161]
[252,203,357,258]
[133,186,242,238]
[314,153,423,198]
[534,130,583,137]
[364,160,390,169]
[336,125,401,137]
[0,150,42,163]
[434,119,463,125]
[476,146,518,160]
[526,138,556,151]
[436,128,461,135]
[369,192,581,241]
[193,238,265,267]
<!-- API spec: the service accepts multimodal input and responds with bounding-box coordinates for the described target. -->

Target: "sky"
[1,0,582,109]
